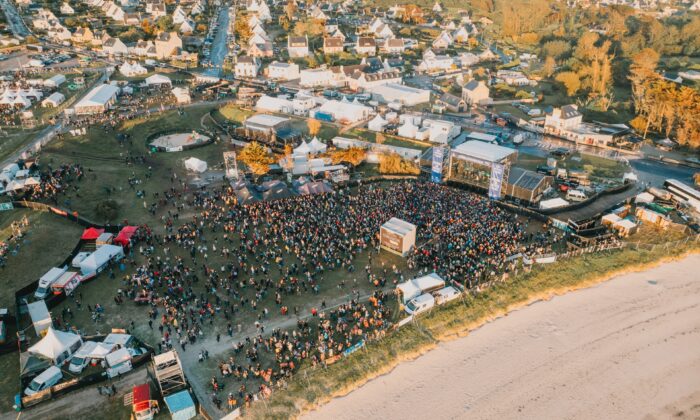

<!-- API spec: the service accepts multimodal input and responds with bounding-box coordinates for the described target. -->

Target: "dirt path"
[304,254,700,420]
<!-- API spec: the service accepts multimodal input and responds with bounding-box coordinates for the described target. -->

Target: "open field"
[243,239,700,419]
[37,104,226,224]
[305,253,700,420]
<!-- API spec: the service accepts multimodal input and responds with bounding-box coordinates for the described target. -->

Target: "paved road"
[305,254,700,420]
[203,5,231,77]
[0,0,30,37]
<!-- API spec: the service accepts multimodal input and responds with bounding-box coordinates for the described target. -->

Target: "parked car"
[25,366,62,396]
[405,293,435,315]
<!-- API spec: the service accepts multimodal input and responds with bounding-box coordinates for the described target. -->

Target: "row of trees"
[628,49,700,148]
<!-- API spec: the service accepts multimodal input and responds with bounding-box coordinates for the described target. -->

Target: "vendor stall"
[164,389,196,420]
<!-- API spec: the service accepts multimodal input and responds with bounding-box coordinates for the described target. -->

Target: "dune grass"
[244,240,700,419]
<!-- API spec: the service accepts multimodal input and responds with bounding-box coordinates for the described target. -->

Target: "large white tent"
[28,327,83,365]
[184,157,208,173]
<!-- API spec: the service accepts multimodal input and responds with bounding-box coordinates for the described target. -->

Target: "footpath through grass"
[244,240,700,419]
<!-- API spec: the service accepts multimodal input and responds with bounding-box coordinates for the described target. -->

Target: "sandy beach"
[304,254,700,420]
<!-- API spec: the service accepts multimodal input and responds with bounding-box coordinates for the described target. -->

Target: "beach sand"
[304,254,700,420]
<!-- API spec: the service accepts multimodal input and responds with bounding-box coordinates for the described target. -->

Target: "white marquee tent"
[28,327,83,365]
[184,157,208,173]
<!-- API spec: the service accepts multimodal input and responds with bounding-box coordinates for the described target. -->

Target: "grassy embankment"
[245,239,700,419]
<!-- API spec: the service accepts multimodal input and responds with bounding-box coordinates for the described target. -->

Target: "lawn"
[0,128,43,164]
[214,104,254,124]
[38,104,227,224]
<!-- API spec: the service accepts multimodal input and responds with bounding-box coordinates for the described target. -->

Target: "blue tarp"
[164,390,196,420]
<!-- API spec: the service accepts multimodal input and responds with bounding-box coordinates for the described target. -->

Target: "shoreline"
[302,252,700,420]
[244,245,700,419]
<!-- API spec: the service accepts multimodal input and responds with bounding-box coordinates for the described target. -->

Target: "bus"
[664,179,700,212]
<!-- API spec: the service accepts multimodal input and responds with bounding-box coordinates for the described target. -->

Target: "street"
[203,5,232,78]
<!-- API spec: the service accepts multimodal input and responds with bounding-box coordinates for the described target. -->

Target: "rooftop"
[451,140,515,163]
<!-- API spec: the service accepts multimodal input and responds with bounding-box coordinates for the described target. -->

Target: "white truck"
[34,267,68,299]
[404,286,462,316]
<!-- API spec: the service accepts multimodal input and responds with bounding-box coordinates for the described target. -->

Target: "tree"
[375,132,385,144]
[285,0,297,21]
[235,14,252,44]
[541,40,571,60]
[294,18,324,37]
[378,153,420,175]
[239,141,275,175]
[556,71,581,96]
[156,16,173,32]
[330,147,366,166]
[307,119,321,136]
[694,172,700,186]
[543,56,556,77]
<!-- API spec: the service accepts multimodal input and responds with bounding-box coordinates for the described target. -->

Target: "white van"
[566,189,587,202]
[405,293,435,315]
[434,286,460,305]
[24,366,62,396]
[69,341,98,373]
[35,267,68,299]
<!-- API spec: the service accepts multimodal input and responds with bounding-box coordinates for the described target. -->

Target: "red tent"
[81,227,105,240]
[132,384,151,414]
[114,226,138,247]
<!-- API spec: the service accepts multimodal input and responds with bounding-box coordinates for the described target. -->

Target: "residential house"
[432,31,453,49]
[72,27,95,44]
[248,33,269,46]
[381,38,405,54]
[234,56,261,78]
[300,68,341,88]
[309,6,328,20]
[544,104,631,149]
[347,70,402,91]
[356,37,376,56]
[436,92,466,112]
[124,13,141,25]
[60,2,74,14]
[248,42,274,58]
[154,31,182,59]
[323,37,344,55]
[48,24,72,42]
[267,61,300,80]
[180,19,196,34]
[496,70,531,86]
[148,3,166,18]
[462,79,490,106]
[288,36,309,58]
[417,49,455,73]
[131,40,157,57]
[173,5,188,24]
[102,37,128,55]
[452,27,469,43]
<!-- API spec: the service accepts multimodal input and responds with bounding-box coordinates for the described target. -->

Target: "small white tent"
[28,327,83,365]
[145,74,172,87]
[293,141,313,156]
[184,157,208,173]
[368,114,387,132]
[308,137,327,154]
